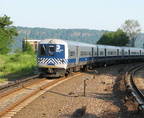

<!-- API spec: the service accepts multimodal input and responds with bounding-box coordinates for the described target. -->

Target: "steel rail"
[0,75,39,91]
[131,66,144,99]
[0,72,80,117]
[124,63,144,111]
[0,78,46,99]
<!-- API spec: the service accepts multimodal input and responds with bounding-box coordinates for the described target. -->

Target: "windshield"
[49,45,54,56]
[40,45,46,56]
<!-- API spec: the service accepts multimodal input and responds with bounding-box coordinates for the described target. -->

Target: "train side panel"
[97,45,106,62]
[37,38,144,77]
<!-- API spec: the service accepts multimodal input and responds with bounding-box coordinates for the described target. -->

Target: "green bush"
[23,41,35,55]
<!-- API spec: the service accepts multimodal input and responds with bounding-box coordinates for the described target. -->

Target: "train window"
[80,51,91,56]
[49,46,54,56]
[108,51,116,56]
[85,52,88,55]
[108,52,111,55]
[40,45,46,56]
[69,51,75,56]
[81,51,85,56]
[100,51,104,55]
[125,52,128,55]
[94,51,97,55]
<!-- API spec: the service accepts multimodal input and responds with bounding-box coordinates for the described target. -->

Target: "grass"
[0,53,37,83]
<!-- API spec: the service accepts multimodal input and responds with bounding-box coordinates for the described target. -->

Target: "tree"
[122,19,141,47]
[23,41,35,55]
[0,15,18,54]
[97,30,129,46]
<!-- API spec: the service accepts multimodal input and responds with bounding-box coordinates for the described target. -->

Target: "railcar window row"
[69,51,75,56]
[100,51,104,56]
[80,51,91,56]
[131,52,139,55]
[107,51,116,56]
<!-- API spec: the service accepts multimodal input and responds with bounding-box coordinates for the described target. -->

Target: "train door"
[92,47,94,63]
[122,48,124,58]
[97,46,99,62]
[76,46,79,65]
[105,48,107,60]
[117,49,119,57]
[128,50,130,58]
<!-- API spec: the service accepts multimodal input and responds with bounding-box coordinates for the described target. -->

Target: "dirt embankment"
[13,64,144,118]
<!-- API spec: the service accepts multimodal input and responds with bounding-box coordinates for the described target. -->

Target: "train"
[37,38,144,77]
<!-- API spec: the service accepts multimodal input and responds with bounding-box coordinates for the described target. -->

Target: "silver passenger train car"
[37,38,144,77]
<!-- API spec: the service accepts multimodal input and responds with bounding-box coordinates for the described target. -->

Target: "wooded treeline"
[16,27,105,42]
[12,26,144,50]
[13,27,106,50]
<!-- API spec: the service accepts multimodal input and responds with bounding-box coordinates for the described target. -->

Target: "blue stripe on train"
[68,58,76,64]
[79,57,92,62]
[68,57,92,64]
[67,56,127,64]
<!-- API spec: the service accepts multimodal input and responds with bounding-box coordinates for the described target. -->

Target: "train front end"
[37,39,68,77]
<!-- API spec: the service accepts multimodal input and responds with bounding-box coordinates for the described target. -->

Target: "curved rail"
[131,66,144,100]
[0,78,46,99]
[0,72,81,117]
[0,75,39,91]
[124,63,144,111]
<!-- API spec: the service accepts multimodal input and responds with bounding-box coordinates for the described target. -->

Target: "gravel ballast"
[13,64,144,118]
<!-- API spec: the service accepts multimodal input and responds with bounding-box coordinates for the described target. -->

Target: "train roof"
[97,44,121,49]
[39,39,144,50]
[39,38,96,47]
[121,46,144,50]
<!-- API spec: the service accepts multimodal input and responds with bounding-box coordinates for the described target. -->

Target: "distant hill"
[12,26,144,51]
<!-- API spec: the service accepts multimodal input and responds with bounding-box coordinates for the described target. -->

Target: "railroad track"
[0,72,81,118]
[124,63,144,111]
[0,75,40,93]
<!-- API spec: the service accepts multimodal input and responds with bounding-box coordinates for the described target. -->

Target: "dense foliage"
[0,15,18,54]
[97,30,130,46]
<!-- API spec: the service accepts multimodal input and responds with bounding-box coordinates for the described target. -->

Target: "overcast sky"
[1,0,144,32]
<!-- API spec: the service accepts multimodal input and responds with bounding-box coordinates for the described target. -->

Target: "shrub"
[0,53,37,82]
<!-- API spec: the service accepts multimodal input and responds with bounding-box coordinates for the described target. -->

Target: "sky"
[1,0,144,32]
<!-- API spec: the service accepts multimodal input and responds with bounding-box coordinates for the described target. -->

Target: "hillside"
[12,27,106,50]
[12,27,144,50]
